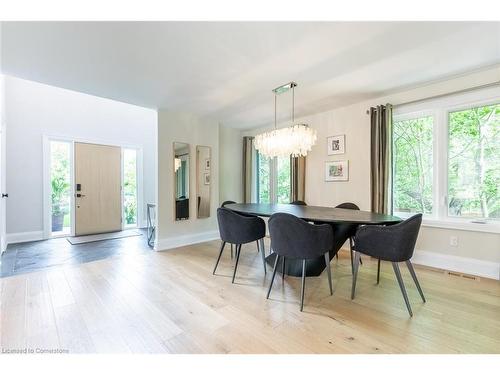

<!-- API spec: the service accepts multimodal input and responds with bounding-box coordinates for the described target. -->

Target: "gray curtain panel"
[291,156,306,202]
[242,136,254,203]
[370,104,393,214]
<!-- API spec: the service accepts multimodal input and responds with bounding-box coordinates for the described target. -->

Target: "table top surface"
[225,203,401,225]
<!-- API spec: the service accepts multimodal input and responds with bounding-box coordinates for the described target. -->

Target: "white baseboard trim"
[6,231,45,245]
[155,230,220,251]
[412,249,500,280]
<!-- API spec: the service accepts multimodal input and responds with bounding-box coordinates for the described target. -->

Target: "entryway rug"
[67,230,142,245]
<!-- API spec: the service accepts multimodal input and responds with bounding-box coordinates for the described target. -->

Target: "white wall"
[5,76,157,240]
[219,125,243,204]
[156,111,219,250]
[243,66,500,279]
[0,75,6,253]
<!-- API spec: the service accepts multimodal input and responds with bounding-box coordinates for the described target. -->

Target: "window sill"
[421,219,500,234]
[395,212,500,234]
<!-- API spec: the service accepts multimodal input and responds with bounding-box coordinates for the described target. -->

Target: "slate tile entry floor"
[0,228,152,278]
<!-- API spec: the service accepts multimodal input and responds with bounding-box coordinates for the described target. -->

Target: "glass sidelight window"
[123,148,138,227]
[50,141,72,236]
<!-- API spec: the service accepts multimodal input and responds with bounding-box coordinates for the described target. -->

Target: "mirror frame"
[196,145,212,219]
[173,142,190,221]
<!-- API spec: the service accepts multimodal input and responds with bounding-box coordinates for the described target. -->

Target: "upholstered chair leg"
[300,259,307,311]
[267,255,280,299]
[213,241,226,275]
[376,259,381,284]
[282,257,286,283]
[392,262,413,317]
[258,239,267,274]
[351,251,361,300]
[406,260,426,303]
[324,252,333,295]
[232,244,242,284]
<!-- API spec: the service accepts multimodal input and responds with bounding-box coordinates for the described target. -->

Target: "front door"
[74,142,122,236]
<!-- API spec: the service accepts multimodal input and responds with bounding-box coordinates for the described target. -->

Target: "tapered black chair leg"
[213,241,226,275]
[406,261,426,302]
[349,245,354,274]
[282,257,286,283]
[377,259,381,284]
[230,244,233,259]
[359,257,363,265]
[258,239,267,274]
[351,251,361,300]
[256,241,259,252]
[267,255,280,299]
[300,259,306,311]
[232,244,242,284]
[324,252,333,295]
[392,262,413,317]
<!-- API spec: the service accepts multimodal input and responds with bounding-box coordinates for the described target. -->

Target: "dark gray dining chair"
[290,200,307,205]
[334,202,361,268]
[214,208,267,283]
[351,214,425,317]
[267,213,333,311]
[221,200,237,257]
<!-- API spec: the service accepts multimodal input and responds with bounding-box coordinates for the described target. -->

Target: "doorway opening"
[45,137,143,239]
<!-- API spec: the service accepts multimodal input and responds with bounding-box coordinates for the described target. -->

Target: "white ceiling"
[2,21,500,129]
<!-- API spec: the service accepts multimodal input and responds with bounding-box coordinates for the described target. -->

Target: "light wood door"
[75,142,122,236]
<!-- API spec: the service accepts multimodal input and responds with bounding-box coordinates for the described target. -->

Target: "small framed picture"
[325,160,349,181]
[204,159,211,170]
[204,173,210,185]
[327,135,345,155]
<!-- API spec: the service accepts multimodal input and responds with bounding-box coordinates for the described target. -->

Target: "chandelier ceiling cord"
[255,81,317,158]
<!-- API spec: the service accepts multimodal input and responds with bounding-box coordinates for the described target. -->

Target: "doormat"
[67,230,142,245]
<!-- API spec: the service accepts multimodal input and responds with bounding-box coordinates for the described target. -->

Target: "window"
[50,141,72,236]
[123,148,138,227]
[393,90,500,229]
[448,104,500,219]
[393,115,434,215]
[257,152,270,203]
[256,152,291,204]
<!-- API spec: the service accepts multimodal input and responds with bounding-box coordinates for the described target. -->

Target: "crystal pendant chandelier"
[255,82,317,158]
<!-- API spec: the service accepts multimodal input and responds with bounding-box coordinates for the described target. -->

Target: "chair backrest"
[355,214,422,262]
[290,200,307,206]
[268,213,333,260]
[217,207,265,244]
[221,200,236,207]
[335,202,360,210]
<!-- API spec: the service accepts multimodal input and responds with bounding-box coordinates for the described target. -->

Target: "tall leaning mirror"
[196,146,211,218]
[174,142,190,221]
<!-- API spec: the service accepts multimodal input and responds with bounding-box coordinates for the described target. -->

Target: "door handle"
[76,193,86,198]
[1,193,8,198]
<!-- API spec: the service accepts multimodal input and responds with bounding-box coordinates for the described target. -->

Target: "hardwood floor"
[1,238,499,354]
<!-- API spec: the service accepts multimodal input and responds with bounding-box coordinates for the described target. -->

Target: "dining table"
[225,203,401,277]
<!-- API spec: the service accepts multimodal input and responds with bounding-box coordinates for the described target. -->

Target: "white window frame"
[256,154,290,204]
[393,86,500,234]
[122,147,140,229]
